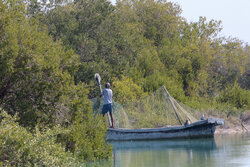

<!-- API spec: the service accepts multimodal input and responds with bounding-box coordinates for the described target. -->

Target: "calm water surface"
[86,134,250,167]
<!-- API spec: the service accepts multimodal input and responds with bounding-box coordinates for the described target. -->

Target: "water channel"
[86,134,250,167]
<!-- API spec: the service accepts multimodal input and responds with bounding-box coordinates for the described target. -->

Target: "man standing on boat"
[100,83,114,128]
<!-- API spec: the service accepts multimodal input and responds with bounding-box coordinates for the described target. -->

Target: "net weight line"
[163,86,197,125]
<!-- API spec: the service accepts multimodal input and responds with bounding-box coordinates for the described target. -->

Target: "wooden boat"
[107,118,224,141]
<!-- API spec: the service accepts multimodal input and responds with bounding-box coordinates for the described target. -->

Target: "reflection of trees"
[85,159,113,167]
[213,135,250,166]
[86,136,250,167]
[113,149,132,167]
[113,148,217,167]
[112,138,217,167]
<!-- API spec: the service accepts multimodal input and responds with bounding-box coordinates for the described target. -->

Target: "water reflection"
[85,134,250,167]
[112,138,217,167]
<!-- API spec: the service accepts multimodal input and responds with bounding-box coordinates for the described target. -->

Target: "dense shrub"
[219,85,250,109]
[69,111,112,161]
[112,75,147,104]
[0,109,77,166]
[0,108,112,166]
[0,1,112,164]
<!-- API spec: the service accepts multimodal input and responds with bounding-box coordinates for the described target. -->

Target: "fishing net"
[91,86,198,129]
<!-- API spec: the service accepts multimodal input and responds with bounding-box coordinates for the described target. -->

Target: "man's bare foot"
[109,126,114,128]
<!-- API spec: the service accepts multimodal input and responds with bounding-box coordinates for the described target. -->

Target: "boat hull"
[107,118,224,141]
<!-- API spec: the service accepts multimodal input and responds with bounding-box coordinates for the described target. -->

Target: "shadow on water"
[85,134,250,167]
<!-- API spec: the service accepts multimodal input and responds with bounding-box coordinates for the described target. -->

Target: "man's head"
[105,83,111,88]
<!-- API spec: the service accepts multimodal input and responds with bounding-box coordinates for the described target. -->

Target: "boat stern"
[207,118,224,126]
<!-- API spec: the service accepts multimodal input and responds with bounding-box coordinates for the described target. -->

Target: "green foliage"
[0,0,112,164]
[119,0,181,45]
[0,104,112,165]
[0,108,77,166]
[69,111,112,161]
[60,83,113,161]
[37,0,249,112]
[112,75,147,104]
[219,84,250,109]
[0,0,79,127]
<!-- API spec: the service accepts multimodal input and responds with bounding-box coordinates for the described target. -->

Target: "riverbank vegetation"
[0,0,249,165]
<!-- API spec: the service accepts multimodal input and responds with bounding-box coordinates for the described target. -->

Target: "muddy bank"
[215,124,250,134]
[215,112,250,134]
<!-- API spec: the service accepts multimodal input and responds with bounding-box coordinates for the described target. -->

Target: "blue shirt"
[102,88,113,104]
